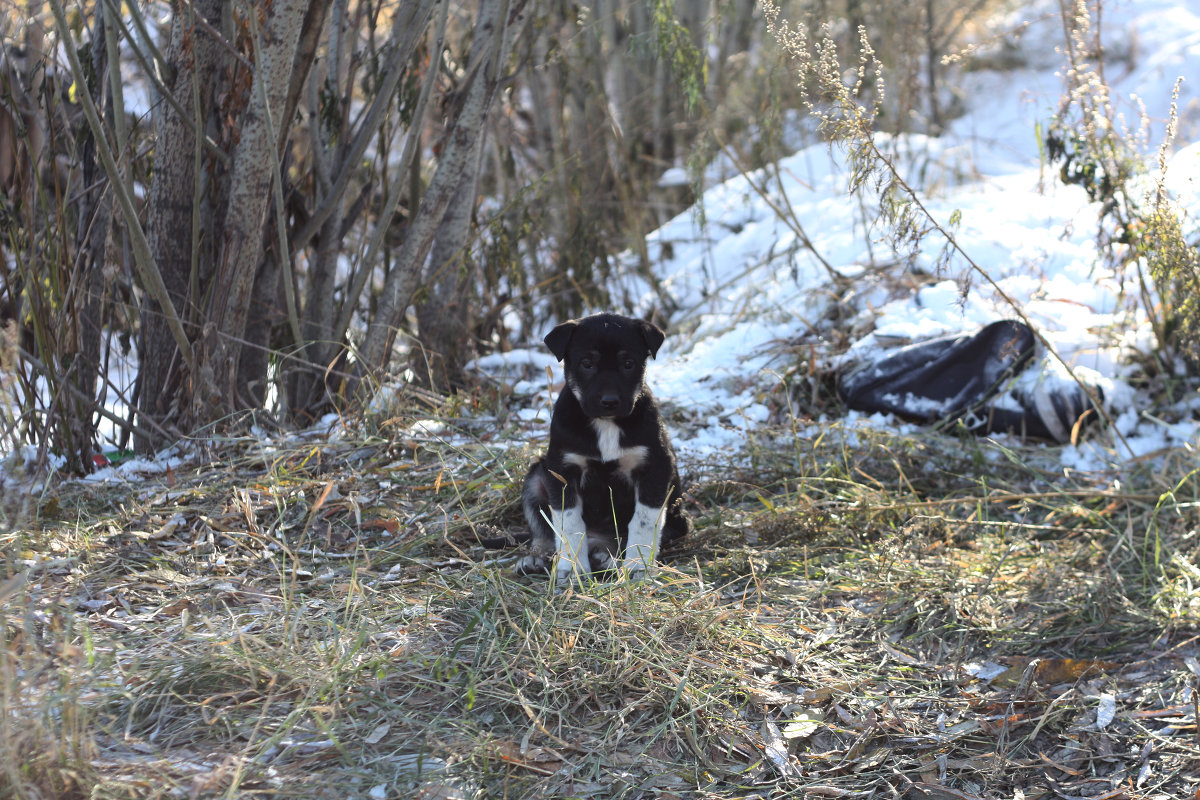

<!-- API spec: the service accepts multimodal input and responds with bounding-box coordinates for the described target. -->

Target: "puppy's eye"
[580,358,594,370]
[623,359,635,371]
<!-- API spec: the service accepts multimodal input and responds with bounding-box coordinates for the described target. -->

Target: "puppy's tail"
[475,524,532,549]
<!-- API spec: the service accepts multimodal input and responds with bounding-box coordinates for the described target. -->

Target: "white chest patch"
[592,418,622,462]
[562,419,648,477]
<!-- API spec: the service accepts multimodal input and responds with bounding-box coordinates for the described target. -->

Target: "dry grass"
[1,402,1199,799]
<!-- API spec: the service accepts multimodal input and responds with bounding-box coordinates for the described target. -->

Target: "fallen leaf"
[160,597,193,616]
[1095,693,1116,729]
[940,720,981,739]
[761,719,800,778]
[492,740,561,775]
[812,623,838,647]
[145,512,187,540]
[782,710,824,739]
[1136,759,1152,787]
[1130,704,1193,719]
[745,685,795,708]
[882,642,922,665]
[992,658,1120,687]
[798,681,858,704]
[364,722,390,744]
[800,686,835,704]
[963,661,1008,681]
[1035,658,1121,684]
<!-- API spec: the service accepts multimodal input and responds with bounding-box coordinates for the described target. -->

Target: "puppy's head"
[545,313,665,419]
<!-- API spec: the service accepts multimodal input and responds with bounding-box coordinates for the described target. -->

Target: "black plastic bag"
[839,320,1100,442]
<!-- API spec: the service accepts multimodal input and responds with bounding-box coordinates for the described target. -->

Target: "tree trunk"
[285,0,345,422]
[58,5,111,472]
[236,238,282,411]
[288,200,345,421]
[358,0,530,385]
[286,0,436,420]
[414,137,485,392]
[197,0,311,424]
[925,0,943,134]
[137,0,223,452]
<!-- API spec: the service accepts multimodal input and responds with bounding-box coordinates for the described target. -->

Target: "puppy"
[519,313,691,582]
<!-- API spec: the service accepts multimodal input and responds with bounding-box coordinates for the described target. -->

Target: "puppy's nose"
[599,394,620,412]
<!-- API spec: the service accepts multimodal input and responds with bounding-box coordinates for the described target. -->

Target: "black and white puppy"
[519,313,691,582]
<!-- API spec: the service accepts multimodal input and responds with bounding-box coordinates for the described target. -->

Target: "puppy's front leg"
[551,504,589,584]
[622,502,664,578]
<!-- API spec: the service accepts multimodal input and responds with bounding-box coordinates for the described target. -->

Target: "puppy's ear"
[639,319,666,358]
[543,320,577,361]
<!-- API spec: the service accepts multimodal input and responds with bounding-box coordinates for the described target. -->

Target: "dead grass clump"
[1,603,97,800]
[362,569,762,797]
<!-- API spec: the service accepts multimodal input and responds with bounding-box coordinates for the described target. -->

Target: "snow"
[613,0,1200,474]
[4,0,1199,490]
[81,449,189,485]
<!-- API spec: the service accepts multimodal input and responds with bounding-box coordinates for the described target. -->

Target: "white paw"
[515,554,548,575]
[553,553,585,586]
